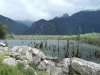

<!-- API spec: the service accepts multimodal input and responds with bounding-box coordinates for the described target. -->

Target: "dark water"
[0,40,100,63]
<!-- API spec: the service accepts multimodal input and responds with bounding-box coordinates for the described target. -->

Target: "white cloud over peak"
[0,0,100,21]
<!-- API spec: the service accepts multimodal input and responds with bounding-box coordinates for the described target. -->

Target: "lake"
[0,39,100,63]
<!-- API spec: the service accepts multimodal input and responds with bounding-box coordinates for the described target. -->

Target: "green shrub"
[17,62,25,70]
[0,22,8,39]
[0,62,18,75]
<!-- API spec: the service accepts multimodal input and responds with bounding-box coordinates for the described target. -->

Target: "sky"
[0,0,100,21]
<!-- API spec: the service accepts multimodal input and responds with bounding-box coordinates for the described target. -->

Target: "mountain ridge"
[25,10,100,35]
[0,15,29,35]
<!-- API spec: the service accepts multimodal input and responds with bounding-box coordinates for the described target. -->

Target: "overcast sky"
[0,0,100,21]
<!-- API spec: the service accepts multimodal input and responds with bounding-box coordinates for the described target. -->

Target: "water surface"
[0,40,100,63]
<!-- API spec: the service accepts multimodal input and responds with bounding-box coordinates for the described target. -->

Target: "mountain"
[70,10,100,33]
[16,20,33,27]
[25,19,57,35]
[0,15,29,35]
[25,10,100,35]
[61,13,69,18]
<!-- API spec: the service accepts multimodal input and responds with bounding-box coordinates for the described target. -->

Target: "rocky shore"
[0,43,100,75]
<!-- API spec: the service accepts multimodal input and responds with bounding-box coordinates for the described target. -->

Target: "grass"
[9,32,100,46]
[30,64,49,75]
[11,35,69,40]
[0,52,49,75]
[79,33,100,46]
[0,52,11,62]
[67,32,100,46]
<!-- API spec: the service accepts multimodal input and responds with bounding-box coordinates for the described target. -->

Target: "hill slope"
[0,15,29,35]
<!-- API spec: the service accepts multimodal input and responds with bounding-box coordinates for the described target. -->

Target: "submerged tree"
[65,38,70,58]
[0,22,8,38]
[76,28,82,58]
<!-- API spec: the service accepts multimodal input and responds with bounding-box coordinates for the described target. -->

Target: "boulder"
[0,42,6,47]
[3,57,17,66]
[10,54,23,60]
[11,46,31,54]
[56,58,70,75]
[28,48,46,65]
[37,58,69,75]
[46,56,60,63]
[61,58,70,73]
[37,60,55,70]
[47,66,64,75]
[29,56,41,65]
[25,51,33,60]
[29,48,45,57]
[11,46,45,59]
[70,58,100,75]
[61,58,70,67]
[0,47,9,52]
[11,46,19,52]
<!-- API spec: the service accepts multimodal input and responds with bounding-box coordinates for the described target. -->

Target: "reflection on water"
[0,40,100,63]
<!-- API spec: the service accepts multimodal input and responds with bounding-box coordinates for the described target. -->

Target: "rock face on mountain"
[25,10,100,35]
[0,15,29,34]
[26,19,57,35]
[1,45,100,75]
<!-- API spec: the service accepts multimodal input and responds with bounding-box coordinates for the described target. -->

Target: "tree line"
[0,22,8,39]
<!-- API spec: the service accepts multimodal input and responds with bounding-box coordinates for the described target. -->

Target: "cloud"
[0,0,100,21]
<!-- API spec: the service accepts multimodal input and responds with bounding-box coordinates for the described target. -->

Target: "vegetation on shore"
[70,33,100,46]
[0,22,8,39]
[7,32,100,46]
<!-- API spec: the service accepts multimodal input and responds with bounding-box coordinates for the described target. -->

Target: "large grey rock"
[29,56,41,65]
[47,66,64,75]
[11,46,33,60]
[46,56,60,63]
[70,58,100,75]
[10,54,23,60]
[37,60,55,70]
[56,58,70,75]
[29,48,45,57]
[61,58,70,67]
[60,58,70,74]
[11,46,20,52]
[3,57,17,66]
[25,51,33,60]
[11,46,46,62]
[37,58,69,75]
[11,46,45,59]
[11,46,31,55]
[0,47,9,52]
[28,48,46,65]
[0,42,6,47]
